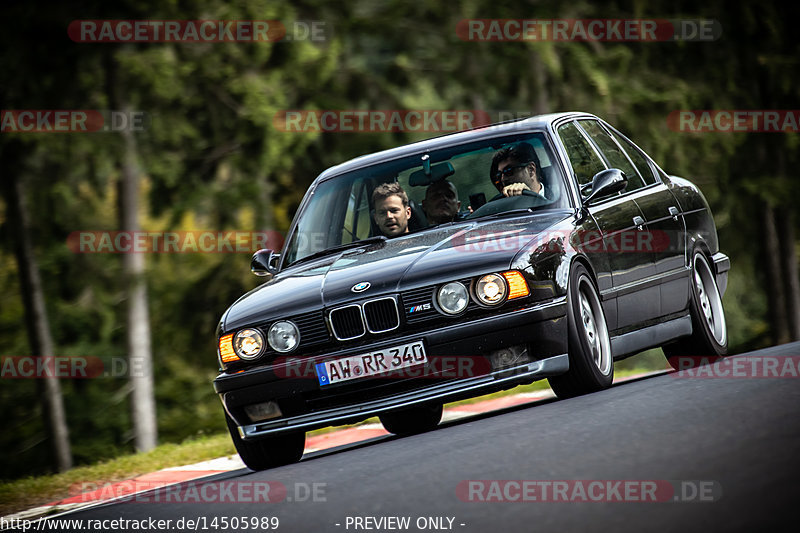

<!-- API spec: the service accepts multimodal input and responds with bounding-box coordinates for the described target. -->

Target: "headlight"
[437,282,469,315]
[233,328,265,360]
[267,321,300,353]
[475,273,508,306]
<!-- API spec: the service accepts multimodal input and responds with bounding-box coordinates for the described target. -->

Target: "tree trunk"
[777,208,800,341]
[531,52,549,115]
[2,172,73,471]
[256,171,275,234]
[119,105,158,452]
[761,201,790,345]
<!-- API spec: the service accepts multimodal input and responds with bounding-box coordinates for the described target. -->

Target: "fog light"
[244,401,282,422]
[489,345,531,370]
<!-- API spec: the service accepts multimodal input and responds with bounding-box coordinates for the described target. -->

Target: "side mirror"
[251,249,280,278]
[583,168,628,204]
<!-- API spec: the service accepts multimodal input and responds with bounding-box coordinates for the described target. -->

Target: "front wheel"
[548,263,613,399]
[225,412,305,471]
[379,404,443,435]
[663,251,727,369]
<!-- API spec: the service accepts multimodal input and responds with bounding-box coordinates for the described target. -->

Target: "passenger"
[372,182,411,237]
[489,143,546,199]
[422,179,462,225]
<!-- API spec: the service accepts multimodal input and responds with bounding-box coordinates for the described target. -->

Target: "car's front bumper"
[238,354,568,439]
[214,297,568,439]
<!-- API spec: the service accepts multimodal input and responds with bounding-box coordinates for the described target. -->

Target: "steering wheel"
[488,189,541,201]
[468,191,549,218]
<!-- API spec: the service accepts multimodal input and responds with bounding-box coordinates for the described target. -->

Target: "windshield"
[282,132,569,266]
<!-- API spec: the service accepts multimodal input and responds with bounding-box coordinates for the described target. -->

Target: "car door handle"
[633,216,645,230]
[668,206,680,220]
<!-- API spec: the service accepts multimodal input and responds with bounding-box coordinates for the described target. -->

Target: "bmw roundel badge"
[351,281,371,293]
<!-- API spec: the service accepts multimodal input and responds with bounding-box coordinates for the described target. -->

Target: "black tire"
[379,404,443,435]
[548,263,614,399]
[663,251,728,370]
[225,412,305,471]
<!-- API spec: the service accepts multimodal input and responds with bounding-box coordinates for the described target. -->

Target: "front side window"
[556,121,607,187]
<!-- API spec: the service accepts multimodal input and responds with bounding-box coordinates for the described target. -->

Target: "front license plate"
[316,341,427,386]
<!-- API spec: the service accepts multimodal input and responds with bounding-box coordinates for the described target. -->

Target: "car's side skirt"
[610,314,693,360]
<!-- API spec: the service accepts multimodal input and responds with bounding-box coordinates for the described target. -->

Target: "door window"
[556,121,607,188]
[608,130,658,186]
[578,120,646,192]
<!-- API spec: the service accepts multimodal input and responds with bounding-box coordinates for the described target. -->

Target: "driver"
[489,142,546,199]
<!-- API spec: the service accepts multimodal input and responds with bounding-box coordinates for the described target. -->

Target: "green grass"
[0,434,236,518]
[0,350,668,518]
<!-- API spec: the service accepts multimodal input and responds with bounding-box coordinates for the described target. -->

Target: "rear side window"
[608,130,658,186]
[578,120,646,192]
[556,121,607,187]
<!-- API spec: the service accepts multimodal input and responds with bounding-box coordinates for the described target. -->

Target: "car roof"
[315,111,597,183]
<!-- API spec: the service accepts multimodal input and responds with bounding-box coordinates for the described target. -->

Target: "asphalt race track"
[34,343,800,532]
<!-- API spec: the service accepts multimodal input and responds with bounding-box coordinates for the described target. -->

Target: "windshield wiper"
[288,236,387,267]
[466,208,535,221]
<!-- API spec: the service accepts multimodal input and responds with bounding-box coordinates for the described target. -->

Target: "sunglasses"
[493,163,530,183]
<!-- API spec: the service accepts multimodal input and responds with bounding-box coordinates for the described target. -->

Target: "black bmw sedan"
[213,112,729,470]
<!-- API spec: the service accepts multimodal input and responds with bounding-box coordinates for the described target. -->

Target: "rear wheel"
[225,413,305,471]
[663,251,727,369]
[379,404,443,435]
[548,263,613,399]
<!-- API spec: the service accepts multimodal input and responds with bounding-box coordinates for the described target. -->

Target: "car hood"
[222,211,571,331]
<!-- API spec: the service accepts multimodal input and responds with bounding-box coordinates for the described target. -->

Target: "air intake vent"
[363,298,400,333]
[329,305,365,340]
